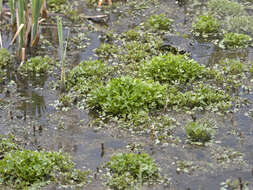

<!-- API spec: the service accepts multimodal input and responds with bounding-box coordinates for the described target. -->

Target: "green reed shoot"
[0,0,3,16]
[57,16,68,91]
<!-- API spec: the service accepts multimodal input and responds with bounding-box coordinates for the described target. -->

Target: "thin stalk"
[17,0,24,49]
[31,0,41,45]
[8,0,16,25]
[0,0,3,16]
[57,16,66,92]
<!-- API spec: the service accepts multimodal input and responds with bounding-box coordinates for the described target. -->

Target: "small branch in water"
[101,143,105,157]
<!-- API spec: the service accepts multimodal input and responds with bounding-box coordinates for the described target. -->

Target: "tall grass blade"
[8,0,16,25]
[0,0,3,16]
[17,0,24,49]
[31,0,41,46]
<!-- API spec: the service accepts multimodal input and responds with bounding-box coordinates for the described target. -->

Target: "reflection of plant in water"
[20,91,46,117]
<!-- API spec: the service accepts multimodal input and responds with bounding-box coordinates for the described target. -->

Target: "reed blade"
[17,0,24,49]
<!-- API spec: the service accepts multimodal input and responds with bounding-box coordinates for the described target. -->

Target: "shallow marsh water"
[1,0,253,189]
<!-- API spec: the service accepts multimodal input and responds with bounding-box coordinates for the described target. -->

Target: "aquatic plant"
[106,153,159,190]
[219,59,245,75]
[57,16,68,91]
[147,14,172,30]
[192,15,220,36]
[47,0,66,8]
[124,29,141,41]
[8,0,47,59]
[169,84,232,111]
[0,48,11,67]
[222,32,251,49]
[140,53,205,84]
[18,56,54,74]
[0,135,20,157]
[208,0,245,18]
[0,149,88,189]
[67,60,108,94]
[185,120,215,143]
[88,76,166,116]
[95,43,119,58]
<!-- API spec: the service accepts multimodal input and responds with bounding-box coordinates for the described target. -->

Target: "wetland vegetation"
[0,0,253,189]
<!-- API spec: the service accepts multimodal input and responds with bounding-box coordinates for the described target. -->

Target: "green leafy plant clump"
[147,14,173,30]
[88,76,166,116]
[0,135,20,157]
[222,32,252,49]
[185,120,215,143]
[19,56,54,74]
[0,48,11,67]
[67,60,108,94]
[192,15,220,36]
[47,0,67,8]
[170,84,232,111]
[0,149,88,189]
[106,153,159,190]
[140,53,205,84]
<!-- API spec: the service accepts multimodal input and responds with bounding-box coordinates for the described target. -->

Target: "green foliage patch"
[140,53,205,84]
[0,135,20,158]
[185,120,215,143]
[192,15,220,36]
[19,56,54,74]
[106,153,159,190]
[67,60,108,95]
[88,76,166,116]
[147,14,173,30]
[0,48,11,67]
[222,32,251,49]
[0,149,88,189]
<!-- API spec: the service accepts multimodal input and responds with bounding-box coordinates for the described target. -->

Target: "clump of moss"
[106,153,159,190]
[222,32,251,49]
[0,149,88,189]
[140,53,205,84]
[185,120,215,143]
[147,14,173,30]
[19,56,54,74]
[67,60,108,95]
[192,15,220,36]
[88,76,166,116]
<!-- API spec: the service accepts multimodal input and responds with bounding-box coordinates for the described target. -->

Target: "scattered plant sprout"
[88,76,166,116]
[185,120,215,143]
[222,32,251,49]
[106,153,159,190]
[0,149,88,189]
[192,15,220,36]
